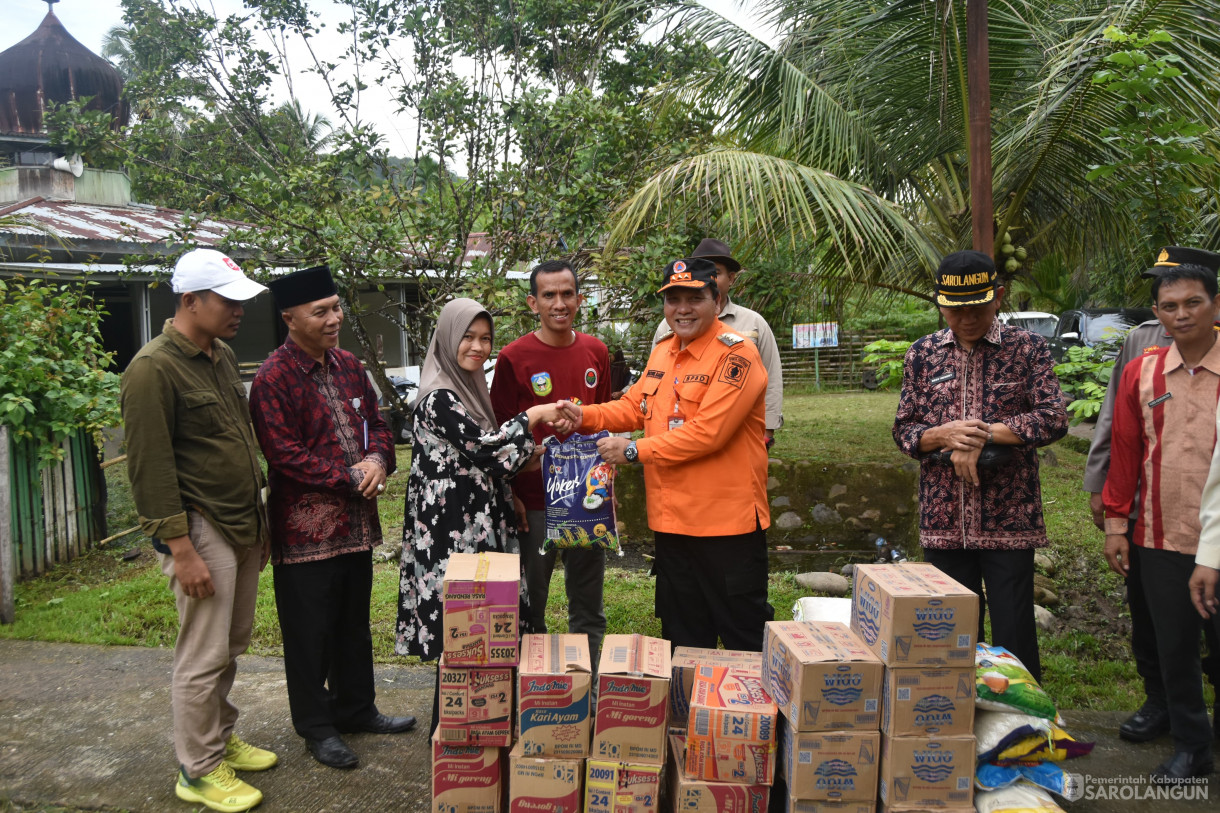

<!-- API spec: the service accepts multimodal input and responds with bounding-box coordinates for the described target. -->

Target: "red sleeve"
[594,341,613,405]
[1102,356,1146,524]
[489,348,519,426]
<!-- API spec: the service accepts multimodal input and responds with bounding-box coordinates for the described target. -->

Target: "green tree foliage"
[606,0,1220,309]
[861,340,912,391]
[1053,341,1122,424]
[0,276,120,466]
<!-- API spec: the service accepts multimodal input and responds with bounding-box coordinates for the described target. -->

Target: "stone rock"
[840,563,855,577]
[1033,605,1055,630]
[373,542,401,563]
[771,496,792,509]
[829,484,848,500]
[1040,447,1059,468]
[1034,575,1059,606]
[859,509,881,522]
[794,572,850,596]
[811,504,843,525]
[776,511,805,530]
[895,504,909,516]
[767,476,781,490]
[1033,552,1055,575]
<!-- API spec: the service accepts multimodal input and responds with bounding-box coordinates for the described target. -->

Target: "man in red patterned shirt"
[250,266,415,771]
[1104,263,1220,782]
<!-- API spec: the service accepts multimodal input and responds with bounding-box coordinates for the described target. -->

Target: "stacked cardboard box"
[432,551,521,811]
[685,666,778,786]
[850,563,979,813]
[669,646,763,730]
[763,620,884,810]
[586,634,670,812]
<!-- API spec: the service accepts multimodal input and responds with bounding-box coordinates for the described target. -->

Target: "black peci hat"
[268,265,338,310]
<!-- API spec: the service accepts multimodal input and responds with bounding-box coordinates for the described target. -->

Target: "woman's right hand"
[549,400,584,435]
[525,402,565,431]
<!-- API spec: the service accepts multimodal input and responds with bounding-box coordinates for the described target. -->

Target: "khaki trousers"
[158,512,261,778]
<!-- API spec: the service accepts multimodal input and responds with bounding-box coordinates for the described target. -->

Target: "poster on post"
[792,322,839,349]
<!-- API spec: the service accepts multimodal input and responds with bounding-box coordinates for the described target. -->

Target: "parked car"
[998,311,1058,338]
[1047,308,1155,361]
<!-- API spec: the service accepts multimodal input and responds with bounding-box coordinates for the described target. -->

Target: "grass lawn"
[3,391,1191,712]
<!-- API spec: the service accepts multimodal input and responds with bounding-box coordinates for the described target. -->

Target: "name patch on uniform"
[1148,392,1173,408]
[682,374,710,384]
[930,370,956,385]
[717,332,745,346]
[718,355,752,389]
[645,369,664,380]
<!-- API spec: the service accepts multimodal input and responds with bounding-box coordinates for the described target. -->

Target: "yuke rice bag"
[543,431,620,553]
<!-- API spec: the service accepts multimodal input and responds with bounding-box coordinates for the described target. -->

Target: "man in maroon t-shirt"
[491,259,612,660]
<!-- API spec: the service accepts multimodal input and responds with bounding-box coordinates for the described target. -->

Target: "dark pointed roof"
[0,8,129,137]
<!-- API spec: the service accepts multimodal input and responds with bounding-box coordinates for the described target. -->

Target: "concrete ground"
[0,638,1214,812]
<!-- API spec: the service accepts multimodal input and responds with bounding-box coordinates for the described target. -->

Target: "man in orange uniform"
[555,257,773,650]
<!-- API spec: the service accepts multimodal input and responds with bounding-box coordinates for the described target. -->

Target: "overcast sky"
[4,0,769,156]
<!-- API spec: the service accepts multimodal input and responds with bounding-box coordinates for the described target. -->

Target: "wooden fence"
[1,427,107,623]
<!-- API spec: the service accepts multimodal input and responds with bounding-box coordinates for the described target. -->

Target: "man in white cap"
[121,248,275,812]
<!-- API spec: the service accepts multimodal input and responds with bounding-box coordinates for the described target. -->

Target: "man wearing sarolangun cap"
[1083,246,1220,744]
[121,248,275,813]
[652,238,784,446]
[249,266,414,771]
[554,257,774,651]
[893,250,1067,681]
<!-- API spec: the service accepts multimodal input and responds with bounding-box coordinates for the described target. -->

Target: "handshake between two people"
[522,400,634,465]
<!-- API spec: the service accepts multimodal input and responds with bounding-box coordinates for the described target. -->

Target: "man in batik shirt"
[250,266,415,771]
[893,251,1067,681]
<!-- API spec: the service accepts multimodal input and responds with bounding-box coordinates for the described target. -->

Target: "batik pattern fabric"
[395,389,534,660]
[893,322,1068,550]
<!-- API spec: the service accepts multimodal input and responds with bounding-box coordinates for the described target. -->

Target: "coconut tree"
[608,0,1220,304]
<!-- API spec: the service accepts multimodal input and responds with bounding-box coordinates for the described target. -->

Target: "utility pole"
[967,0,994,256]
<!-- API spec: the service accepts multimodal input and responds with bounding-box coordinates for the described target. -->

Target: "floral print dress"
[395,389,535,659]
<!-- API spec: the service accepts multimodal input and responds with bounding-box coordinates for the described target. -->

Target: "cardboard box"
[667,734,770,812]
[881,667,975,737]
[442,551,520,666]
[762,621,884,731]
[431,728,502,813]
[518,633,592,757]
[780,725,880,802]
[879,734,975,809]
[785,801,876,813]
[507,741,582,813]
[850,563,978,666]
[437,657,514,746]
[583,759,662,813]
[670,646,763,728]
[592,634,670,765]
[686,666,778,785]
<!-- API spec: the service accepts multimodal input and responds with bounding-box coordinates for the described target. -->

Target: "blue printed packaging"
[878,733,975,809]
[881,666,975,737]
[850,563,978,667]
[518,633,592,758]
[761,621,883,732]
[780,724,881,802]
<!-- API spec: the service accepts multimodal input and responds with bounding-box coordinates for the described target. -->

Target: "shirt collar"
[668,318,725,360]
[934,319,1002,350]
[161,318,211,359]
[284,336,338,373]
[1163,335,1220,376]
[719,297,740,320]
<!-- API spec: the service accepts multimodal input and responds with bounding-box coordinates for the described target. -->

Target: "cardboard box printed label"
[780,725,880,802]
[685,666,778,785]
[442,552,520,666]
[785,801,876,813]
[506,741,582,813]
[669,646,763,728]
[762,621,883,732]
[593,634,671,765]
[431,729,502,813]
[879,734,975,809]
[584,759,661,813]
[850,563,978,667]
[668,734,770,813]
[881,667,975,737]
[517,633,592,758]
[437,657,513,746]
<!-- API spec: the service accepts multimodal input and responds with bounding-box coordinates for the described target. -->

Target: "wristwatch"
[623,441,639,463]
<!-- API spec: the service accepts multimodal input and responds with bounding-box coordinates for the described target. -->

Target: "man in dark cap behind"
[893,250,1068,680]
[1083,246,1220,744]
[249,266,415,771]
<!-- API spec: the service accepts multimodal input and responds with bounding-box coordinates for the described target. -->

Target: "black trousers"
[653,522,774,652]
[1140,547,1217,754]
[273,550,378,740]
[922,548,1041,683]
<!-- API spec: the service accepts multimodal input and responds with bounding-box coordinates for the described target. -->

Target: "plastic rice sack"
[993,721,1093,764]
[975,709,1053,763]
[976,643,1057,719]
[976,761,1080,800]
[975,780,1066,813]
[543,431,620,553]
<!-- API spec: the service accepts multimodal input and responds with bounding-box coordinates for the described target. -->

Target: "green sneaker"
[224,733,278,771]
[175,763,263,812]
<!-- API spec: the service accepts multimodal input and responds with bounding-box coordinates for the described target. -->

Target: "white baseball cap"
[171,249,268,301]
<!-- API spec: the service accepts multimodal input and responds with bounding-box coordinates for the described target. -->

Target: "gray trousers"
[521,509,607,664]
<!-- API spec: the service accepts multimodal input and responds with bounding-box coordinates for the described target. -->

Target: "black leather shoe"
[1150,750,1214,783]
[1119,705,1170,743]
[305,735,358,769]
[339,712,417,735]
